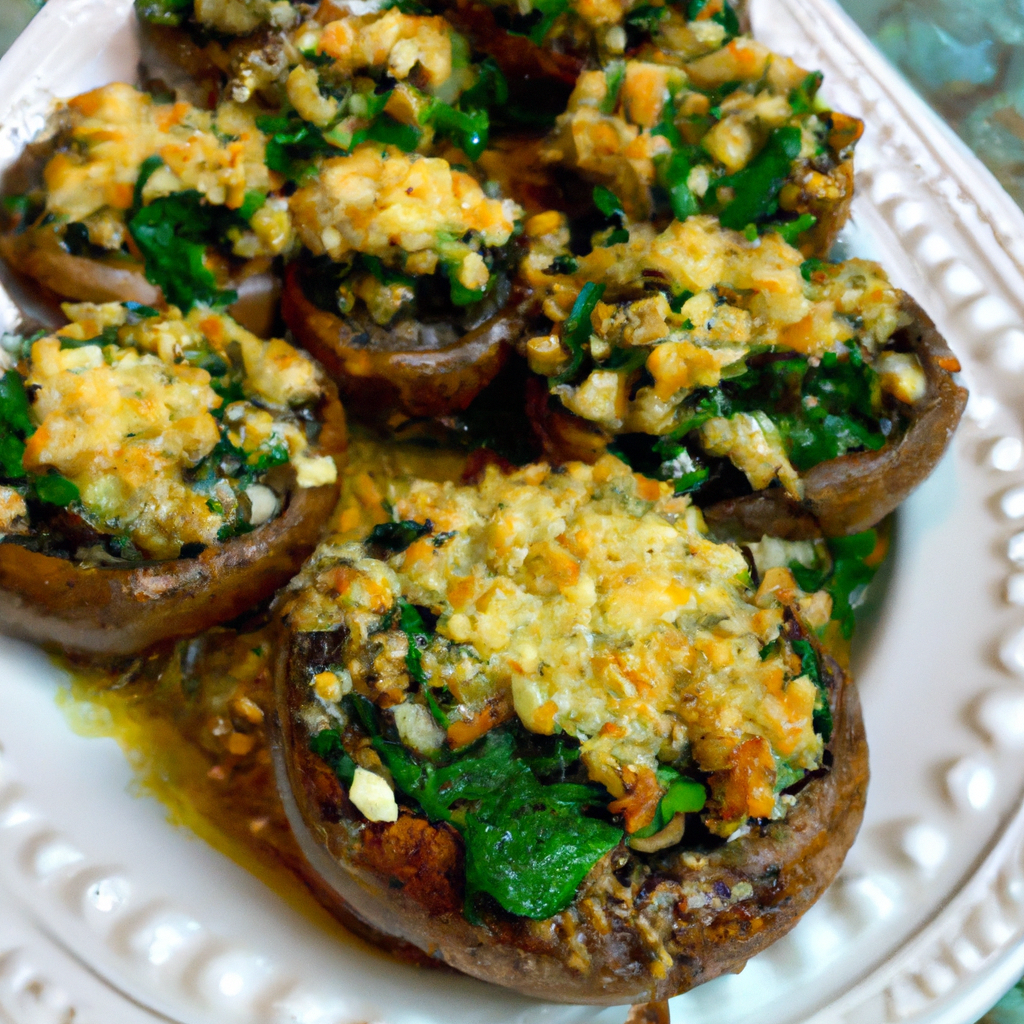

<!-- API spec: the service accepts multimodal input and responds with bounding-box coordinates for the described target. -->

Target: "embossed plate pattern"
[3,0,1024,1021]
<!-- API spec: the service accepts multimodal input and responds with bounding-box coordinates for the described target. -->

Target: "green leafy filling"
[789,638,833,742]
[629,766,707,839]
[550,282,606,386]
[367,520,433,554]
[672,345,887,473]
[314,697,622,920]
[128,160,253,311]
[789,530,882,639]
[715,126,803,232]
[0,370,79,508]
[134,0,192,26]
[686,0,740,37]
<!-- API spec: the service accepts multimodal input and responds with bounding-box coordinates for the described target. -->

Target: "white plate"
[3,1,1024,1021]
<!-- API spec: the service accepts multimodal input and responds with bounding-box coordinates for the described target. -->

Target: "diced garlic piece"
[875,351,927,405]
[245,484,279,526]
[349,767,399,822]
[392,701,444,754]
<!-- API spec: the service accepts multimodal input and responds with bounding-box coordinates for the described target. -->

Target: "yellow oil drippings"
[56,430,467,956]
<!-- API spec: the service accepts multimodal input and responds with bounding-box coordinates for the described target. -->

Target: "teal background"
[0,1,39,55]
[1,0,1024,1019]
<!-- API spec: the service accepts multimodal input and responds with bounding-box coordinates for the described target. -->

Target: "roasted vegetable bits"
[276,454,868,1001]
[0,302,344,655]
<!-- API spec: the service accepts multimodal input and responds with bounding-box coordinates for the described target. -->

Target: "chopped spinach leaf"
[366,114,421,152]
[0,371,33,481]
[774,755,805,793]
[767,213,817,245]
[601,61,627,114]
[397,599,432,688]
[257,114,336,182]
[593,185,624,219]
[123,300,161,323]
[330,698,621,919]
[716,127,802,231]
[550,281,605,386]
[368,520,432,554]
[801,257,825,282]
[461,58,509,113]
[790,529,881,639]
[462,771,621,919]
[790,638,832,741]
[507,0,570,44]
[128,190,242,311]
[427,102,489,161]
[670,345,885,473]
[623,5,666,34]
[0,370,34,439]
[629,768,707,839]
[32,473,80,507]
[790,71,824,115]
[134,0,192,27]
[550,255,579,275]
[310,728,357,786]
[687,0,739,36]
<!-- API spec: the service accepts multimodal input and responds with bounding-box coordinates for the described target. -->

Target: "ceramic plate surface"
[3,1,1024,1022]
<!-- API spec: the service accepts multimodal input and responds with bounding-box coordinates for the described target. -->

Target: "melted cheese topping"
[522,214,907,437]
[45,84,281,250]
[20,303,330,559]
[287,455,826,832]
[318,10,454,90]
[290,144,522,284]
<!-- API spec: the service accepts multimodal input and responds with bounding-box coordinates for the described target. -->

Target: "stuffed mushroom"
[517,212,966,537]
[274,454,867,1003]
[540,39,861,254]
[0,83,293,335]
[282,143,525,419]
[0,301,345,655]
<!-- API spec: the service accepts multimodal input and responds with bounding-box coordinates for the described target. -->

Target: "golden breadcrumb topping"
[522,214,908,446]
[20,303,332,559]
[290,143,522,290]
[287,456,830,833]
[44,84,290,258]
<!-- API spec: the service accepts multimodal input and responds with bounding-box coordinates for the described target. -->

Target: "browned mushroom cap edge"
[705,292,967,539]
[282,262,521,420]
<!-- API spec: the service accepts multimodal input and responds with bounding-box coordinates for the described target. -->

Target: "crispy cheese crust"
[44,84,289,260]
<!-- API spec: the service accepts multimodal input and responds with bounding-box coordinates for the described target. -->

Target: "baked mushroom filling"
[252,8,511,178]
[289,143,523,329]
[0,301,335,561]
[541,45,861,241]
[521,213,921,500]
[281,455,864,920]
[3,83,291,311]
